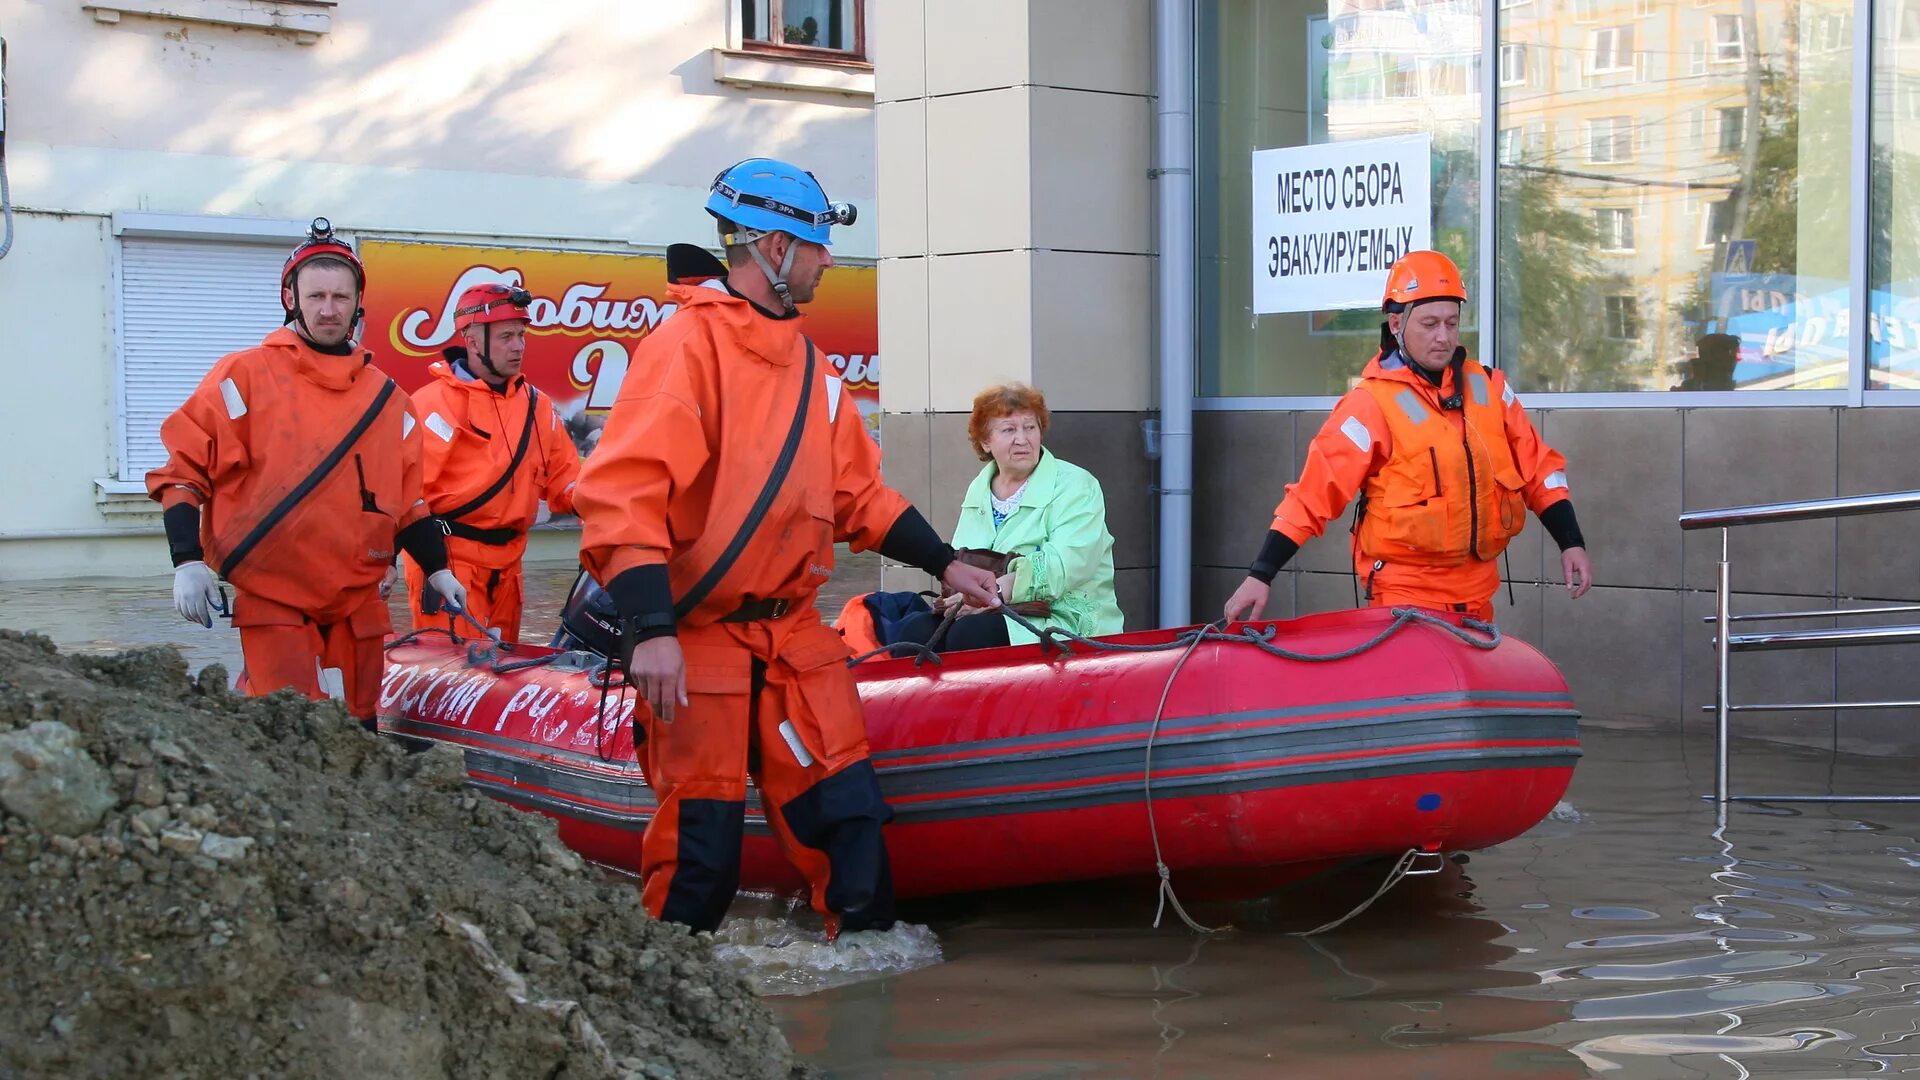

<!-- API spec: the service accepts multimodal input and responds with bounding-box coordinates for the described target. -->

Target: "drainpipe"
[1154,0,1196,628]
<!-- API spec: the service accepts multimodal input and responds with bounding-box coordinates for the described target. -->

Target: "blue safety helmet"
[704,157,857,248]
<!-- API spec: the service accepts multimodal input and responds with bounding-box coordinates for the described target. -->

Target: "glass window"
[1717,105,1747,153]
[1871,5,1920,388]
[1587,116,1634,163]
[1499,43,1529,86]
[1498,0,1853,392]
[1197,0,1482,396]
[1605,295,1643,340]
[1596,207,1637,251]
[1713,15,1746,62]
[740,0,864,56]
[1591,27,1635,73]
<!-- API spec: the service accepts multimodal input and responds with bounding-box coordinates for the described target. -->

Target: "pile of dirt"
[0,630,807,1080]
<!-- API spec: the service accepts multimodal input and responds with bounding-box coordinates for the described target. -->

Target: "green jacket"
[952,448,1125,645]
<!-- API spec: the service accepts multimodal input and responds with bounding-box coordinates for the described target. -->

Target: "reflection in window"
[1197,0,1483,396]
[1605,295,1642,340]
[1587,116,1634,163]
[1591,26,1635,73]
[1500,0,1853,392]
[1713,15,1746,62]
[1717,106,1747,154]
[1596,208,1636,252]
[1499,43,1529,86]
[1871,3,1920,387]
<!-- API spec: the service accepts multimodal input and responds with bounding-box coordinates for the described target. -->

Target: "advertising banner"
[358,240,880,456]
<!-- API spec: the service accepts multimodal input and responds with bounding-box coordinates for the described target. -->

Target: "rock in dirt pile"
[0,629,808,1080]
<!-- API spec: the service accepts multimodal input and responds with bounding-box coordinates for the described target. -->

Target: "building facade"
[877,0,1920,752]
[0,0,879,577]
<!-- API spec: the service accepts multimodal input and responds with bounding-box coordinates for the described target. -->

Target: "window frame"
[1717,105,1748,154]
[736,0,868,64]
[1595,207,1637,252]
[1590,25,1636,73]
[1712,14,1746,63]
[1586,115,1635,164]
[1604,294,1643,341]
[1498,42,1529,87]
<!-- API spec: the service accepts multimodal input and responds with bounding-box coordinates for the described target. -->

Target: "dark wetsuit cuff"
[607,565,677,643]
[396,517,451,576]
[1539,500,1586,552]
[163,503,205,567]
[1248,530,1300,585]
[879,508,956,580]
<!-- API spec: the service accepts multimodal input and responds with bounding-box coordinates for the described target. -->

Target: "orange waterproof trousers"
[231,589,389,722]
[637,614,893,935]
[403,554,525,644]
[1358,554,1500,624]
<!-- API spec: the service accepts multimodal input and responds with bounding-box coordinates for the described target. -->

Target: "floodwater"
[7,558,1920,1078]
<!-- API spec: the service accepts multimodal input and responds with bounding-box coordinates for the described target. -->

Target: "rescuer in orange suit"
[403,283,581,643]
[148,218,469,728]
[571,158,1002,935]
[1223,250,1594,624]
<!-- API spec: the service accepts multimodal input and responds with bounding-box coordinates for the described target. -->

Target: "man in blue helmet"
[572,158,1002,935]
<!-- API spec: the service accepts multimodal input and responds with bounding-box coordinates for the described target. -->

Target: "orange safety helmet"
[281,217,365,293]
[1381,250,1467,312]
[453,283,533,331]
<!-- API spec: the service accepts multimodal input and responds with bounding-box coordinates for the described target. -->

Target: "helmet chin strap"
[474,329,506,382]
[745,237,802,313]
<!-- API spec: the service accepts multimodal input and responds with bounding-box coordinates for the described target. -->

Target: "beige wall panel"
[1029,88,1154,255]
[927,252,1036,411]
[878,256,933,415]
[1029,0,1153,96]
[924,0,1032,96]
[926,89,1034,254]
[877,99,931,259]
[874,0,928,103]
[1029,251,1154,411]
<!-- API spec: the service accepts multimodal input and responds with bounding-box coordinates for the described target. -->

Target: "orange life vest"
[1353,358,1528,567]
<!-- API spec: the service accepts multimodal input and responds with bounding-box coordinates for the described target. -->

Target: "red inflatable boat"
[377,607,1579,901]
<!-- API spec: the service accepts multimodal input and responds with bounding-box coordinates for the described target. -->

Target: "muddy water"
[773,731,1920,1079]
[7,558,1920,1077]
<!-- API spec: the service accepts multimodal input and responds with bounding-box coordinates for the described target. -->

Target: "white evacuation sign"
[1251,134,1433,314]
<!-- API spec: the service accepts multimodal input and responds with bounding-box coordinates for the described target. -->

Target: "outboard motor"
[553,568,622,658]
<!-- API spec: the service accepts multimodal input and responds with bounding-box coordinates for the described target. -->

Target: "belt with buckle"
[718,597,792,623]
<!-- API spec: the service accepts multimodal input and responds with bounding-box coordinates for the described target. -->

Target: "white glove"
[534,500,552,527]
[173,561,223,627]
[427,569,468,613]
[379,562,400,599]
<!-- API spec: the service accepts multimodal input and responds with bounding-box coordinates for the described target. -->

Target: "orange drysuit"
[402,358,581,643]
[574,279,911,933]
[146,327,430,720]
[1272,351,1570,621]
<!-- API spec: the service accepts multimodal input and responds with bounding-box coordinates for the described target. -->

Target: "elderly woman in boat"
[845,383,1124,653]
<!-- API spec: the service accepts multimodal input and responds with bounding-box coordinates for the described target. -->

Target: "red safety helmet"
[1382,250,1467,312]
[281,217,365,294]
[453,283,533,332]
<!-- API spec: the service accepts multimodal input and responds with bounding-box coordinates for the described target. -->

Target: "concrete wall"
[1193,406,1920,754]
[873,0,1163,624]
[0,0,875,579]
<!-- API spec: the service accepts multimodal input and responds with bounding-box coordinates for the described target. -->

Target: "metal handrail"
[1727,625,1920,653]
[1678,489,1920,809]
[1678,489,1920,531]
[1705,605,1920,623]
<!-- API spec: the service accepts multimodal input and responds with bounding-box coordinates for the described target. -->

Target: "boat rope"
[1289,848,1447,936]
[1143,623,1231,935]
[995,605,1501,661]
